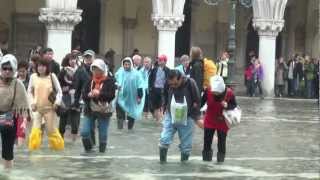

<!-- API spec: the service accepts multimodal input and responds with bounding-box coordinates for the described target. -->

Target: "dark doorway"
[245,20,259,65]
[72,0,101,53]
[175,0,192,58]
[276,32,282,59]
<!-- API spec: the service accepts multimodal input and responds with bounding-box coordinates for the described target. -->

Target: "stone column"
[254,22,283,97]
[39,0,82,64]
[152,16,184,68]
[151,0,185,68]
[252,0,287,97]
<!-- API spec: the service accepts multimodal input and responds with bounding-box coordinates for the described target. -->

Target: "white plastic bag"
[200,103,207,112]
[223,106,241,128]
[170,95,188,126]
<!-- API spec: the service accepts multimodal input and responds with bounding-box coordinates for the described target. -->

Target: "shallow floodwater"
[0,98,319,180]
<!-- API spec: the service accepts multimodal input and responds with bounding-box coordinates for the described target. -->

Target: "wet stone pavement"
[0,98,319,180]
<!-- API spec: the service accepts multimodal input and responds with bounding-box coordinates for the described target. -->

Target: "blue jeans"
[159,113,194,154]
[306,80,314,98]
[80,115,110,144]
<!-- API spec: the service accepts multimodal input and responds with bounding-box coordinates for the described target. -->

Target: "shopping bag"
[223,106,241,128]
[170,95,188,126]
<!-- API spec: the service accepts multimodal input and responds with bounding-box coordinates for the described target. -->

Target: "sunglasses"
[2,67,13,71]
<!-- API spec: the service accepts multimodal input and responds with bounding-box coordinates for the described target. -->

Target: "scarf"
[64,66,77,85]
[92,75,107,90]
[0,79,31,118]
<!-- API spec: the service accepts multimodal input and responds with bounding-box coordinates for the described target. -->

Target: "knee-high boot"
[28,128,42,151]
[82,138,93,152]
[202,149,213,161]
[48,129,64,150]
[217,152,225,164]
[181,152,190,162]
[117,118,124,129]
[159,147,168,163]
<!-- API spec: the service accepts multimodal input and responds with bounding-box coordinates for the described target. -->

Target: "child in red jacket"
[201,76,237,163]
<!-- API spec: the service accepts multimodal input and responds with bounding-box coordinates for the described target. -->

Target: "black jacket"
[82,77,117,117]
[148,64,170,90]
[188,59,204,93]
[58,68,74,93]
[293,62,304,80]
[73,65,92,107]
[163,77,201,121]
[50,60,61,76]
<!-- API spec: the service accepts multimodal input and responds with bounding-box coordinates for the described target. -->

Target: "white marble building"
[0,0,319,96]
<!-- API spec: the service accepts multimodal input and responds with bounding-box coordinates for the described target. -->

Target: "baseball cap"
[157,54,167,62]
[83,50,95,57]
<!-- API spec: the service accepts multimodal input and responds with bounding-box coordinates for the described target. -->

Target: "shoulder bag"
[0,80,17,127]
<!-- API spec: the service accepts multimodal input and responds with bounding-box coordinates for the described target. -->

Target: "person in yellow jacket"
[27,58,64,151]
[203,58,217,89]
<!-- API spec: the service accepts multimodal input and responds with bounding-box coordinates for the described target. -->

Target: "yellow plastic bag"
[48,129,64,150]
[28,128,42,151]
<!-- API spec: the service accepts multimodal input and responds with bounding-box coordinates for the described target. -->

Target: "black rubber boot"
[128,118,135,130]
[117,119,124,129]
[159,147,168,163]
[82,138,92,152]
[181,153,189,162]
[99,143,107,153]
[91,130,96,146]
[202,150,213,161]
[217,152,225,164]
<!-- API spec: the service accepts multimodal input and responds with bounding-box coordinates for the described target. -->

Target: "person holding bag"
[58,53,80,141]
[159,70,203,163]
[0,54,31,169]
[27,58,64,151]
[80,59,116,153]
[201,75,237,164]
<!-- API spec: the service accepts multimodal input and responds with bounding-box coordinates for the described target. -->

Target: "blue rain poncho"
[175,64,185,75]
[115,58,145,120]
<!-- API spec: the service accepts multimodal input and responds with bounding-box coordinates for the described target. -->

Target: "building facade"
[0,0,319,95]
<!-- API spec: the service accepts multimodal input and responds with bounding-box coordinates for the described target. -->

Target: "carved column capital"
[151,15,184,31]
[253,18,285,37]
[39,8,82,30]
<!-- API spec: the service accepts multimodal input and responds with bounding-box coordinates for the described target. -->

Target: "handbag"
[48,74,63,115]
[55,101,68,116]
[0,80,17,127]
[89,80,113,114]
[48,74,57,104]
[223,106,242,128]
[90,100,113,114]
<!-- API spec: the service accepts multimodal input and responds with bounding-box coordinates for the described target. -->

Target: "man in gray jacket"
[159,69,203,163]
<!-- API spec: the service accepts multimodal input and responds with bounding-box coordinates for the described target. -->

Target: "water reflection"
[0,98,319,179]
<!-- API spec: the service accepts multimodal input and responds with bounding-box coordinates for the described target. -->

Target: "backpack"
[203,58,217,89]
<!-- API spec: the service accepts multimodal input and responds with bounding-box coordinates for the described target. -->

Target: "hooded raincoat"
[115,58,145,120]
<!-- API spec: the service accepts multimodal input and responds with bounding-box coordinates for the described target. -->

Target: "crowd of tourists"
[0,45,253,170]
[244,52,319,99]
